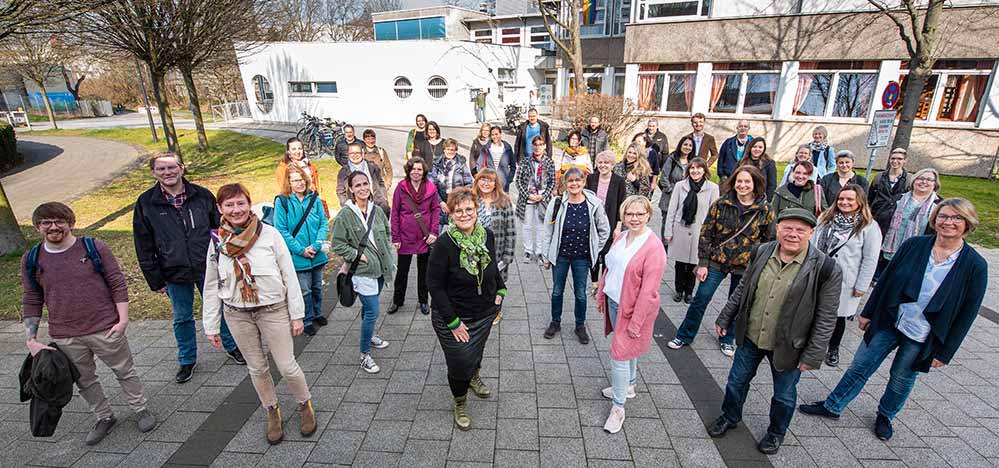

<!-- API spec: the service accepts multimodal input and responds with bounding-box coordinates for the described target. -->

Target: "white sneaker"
[370,336,389,349]
[522,253,533,263]
[601,385,636,400]
[603,405,625,434]
[720,343,736,357]
[361,353,380,373]
[667,338,686,350]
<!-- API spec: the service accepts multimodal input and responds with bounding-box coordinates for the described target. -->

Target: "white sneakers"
[361,353,379,373]
[603,405,625,433]
[601,385,636,400]
[720,343,736,357]
[370,336,389,349]
[667,338,686,350]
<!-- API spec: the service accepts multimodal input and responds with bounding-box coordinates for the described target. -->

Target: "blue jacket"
[717,135,752,179]
[860,235,987,372]
[274,192,329,271]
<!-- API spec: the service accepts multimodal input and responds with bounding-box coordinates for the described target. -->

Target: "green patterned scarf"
[448,221,491,281]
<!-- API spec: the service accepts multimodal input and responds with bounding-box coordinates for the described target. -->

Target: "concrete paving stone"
[395,352,433,371]
[636,363,680,384]
[444,462,492,468]
[567,357,607,378]
[894,408,957,437]
[499,350,535,370]
[68,451,127,468]
[0,439,48,468]
[538,408,582,438]
[531,346,567,364]
[788,412,836,437]
[115,441,181,468]
[500,334,533,352]
[374,393,420,421]
[447,428,495,462]
[398,439,449,468]
[260,440,314,467]
[343,378,388,403]
[953,426,999,458]
[630,447,680,468]
[647,384,695,410]
[497,320,530,336]
[767,445,819,468]
[85,419,150,454]
[798,436,864,468]
[669,436,727,468]
[386,370,428,394]
[618,395,662,420]
[465,399,498,430]
[923,399,982,428]
[182,386,234,413]
[623,417,671,449]
[499,370,536,393]
[419,385,456,411]
[427,363,449,386]
[355,358,396,379]
[328,402,378,432]
[26,437,88,467]
[498,392,538,419]
[145,410,210,443]
[495,418,539,451]
[660,408,708,438]
[922,436,993,468]
[831,427,898,460]
[360,420,411,452]
[540,436,586,468]
[581,425,631,461]
[576,399,612,427]
[534,362,572,384]
[302,334,344,353]
[223,419,271,454]
[572,376,610,401]
[479,358,500,379]
[293,352,333,373]
[208,451,262,468]
[350,449,402,467]
[306,430,365,465]
[403,335,439,353]
[307,385,347,411]
[409,410,455,441]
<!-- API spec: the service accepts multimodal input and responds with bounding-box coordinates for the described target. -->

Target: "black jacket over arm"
[427,229,506,327]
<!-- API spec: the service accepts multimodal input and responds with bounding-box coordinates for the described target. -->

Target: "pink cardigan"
[597,230,667,361]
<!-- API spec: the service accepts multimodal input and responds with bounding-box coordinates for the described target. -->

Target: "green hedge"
[0,122,19,172]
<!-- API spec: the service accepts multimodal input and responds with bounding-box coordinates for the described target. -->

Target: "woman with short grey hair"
[819,150,868,203]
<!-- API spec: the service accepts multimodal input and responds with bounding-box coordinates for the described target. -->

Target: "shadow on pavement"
[3,140,65,177]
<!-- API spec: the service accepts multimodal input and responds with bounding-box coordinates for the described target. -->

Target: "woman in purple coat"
[389,157,441,315]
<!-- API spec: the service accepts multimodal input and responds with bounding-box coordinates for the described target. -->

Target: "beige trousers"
[223,302,311,408]
[54,329,147,421]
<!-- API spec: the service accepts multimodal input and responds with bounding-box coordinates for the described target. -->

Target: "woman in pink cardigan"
[596,195,667,434]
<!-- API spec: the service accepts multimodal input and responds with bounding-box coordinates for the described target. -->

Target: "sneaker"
[176,363,196,384]
[798,401,840,420]
[757,432,783,454]
[85,416,116,446]
[419,303,430,315]
[706,416,737,438]
[226,348,246,365]
[601,385,636,400]
[523,253,533,263]
[387,303,401,315]
[672,291,683,303]
[666,338,686,350]
[303,324,317,336]
[314,316,328,327]
[683,293,692,304]
[874,413,894,441]
[136,409,157,433]
[370,336,389,349]
[603,405,625,434]
[720,343,736,357]
[825,348,840,367]
[543,322,560,339]
[361,353,380,373]
[575,325,590,345]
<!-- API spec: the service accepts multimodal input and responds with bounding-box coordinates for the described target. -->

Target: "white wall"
[237,41,543,126]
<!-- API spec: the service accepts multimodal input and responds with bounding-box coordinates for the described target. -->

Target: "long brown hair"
[721,165,766,201]
[472,168,511,209]
[738,136,771,166]
[817,183,872,234]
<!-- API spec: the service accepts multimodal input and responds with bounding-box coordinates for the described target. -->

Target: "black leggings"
[674,261,697,296]
[829,317,847,351]
[393,252,429,306]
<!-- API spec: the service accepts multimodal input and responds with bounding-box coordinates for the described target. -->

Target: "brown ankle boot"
[299,400,317,436]
[266,405,283,445]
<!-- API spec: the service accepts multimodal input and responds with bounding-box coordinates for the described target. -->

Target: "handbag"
[336,209,376,307]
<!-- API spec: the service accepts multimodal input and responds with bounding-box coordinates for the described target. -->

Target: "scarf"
[348,159,370,182]
[217,214,263,304]
[448,221,491,287]
[883,192,936,258]
[681,177,704,226]
[818,212,859,253]
[808,140,829,166]
[406,178,426,204]
[438,156,456,190]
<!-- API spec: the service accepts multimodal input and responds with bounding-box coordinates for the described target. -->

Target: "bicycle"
[297,111,345,159]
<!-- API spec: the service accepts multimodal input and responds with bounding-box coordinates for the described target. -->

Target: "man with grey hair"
[644,118,669,156]
[717,119,753,181]
[819,150,869,203]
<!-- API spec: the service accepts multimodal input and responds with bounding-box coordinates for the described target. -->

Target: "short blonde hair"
[907,167,941,192]
[812,125,828,139]
[595,150,616,163]
[619,195,653,220]
[930,198,979,234]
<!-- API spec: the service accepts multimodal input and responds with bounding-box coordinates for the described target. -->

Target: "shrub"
[0,122,19,172]
[551,94,645,149]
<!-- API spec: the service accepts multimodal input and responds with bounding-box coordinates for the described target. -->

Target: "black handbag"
[336,209,376,307]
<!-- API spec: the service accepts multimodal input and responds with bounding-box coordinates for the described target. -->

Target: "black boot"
[757,433,783,454]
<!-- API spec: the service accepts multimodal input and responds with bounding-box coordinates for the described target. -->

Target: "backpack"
[25,237,103,293]
[261,196,287,226]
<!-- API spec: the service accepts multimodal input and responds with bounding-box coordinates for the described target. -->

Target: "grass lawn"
[1,127,342,320]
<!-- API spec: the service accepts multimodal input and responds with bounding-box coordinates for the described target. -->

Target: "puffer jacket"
[273,191,329,271]
[698,192,775,274]
[657,152,689,212]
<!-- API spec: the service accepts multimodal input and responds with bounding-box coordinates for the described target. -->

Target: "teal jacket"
[274,192,329,271]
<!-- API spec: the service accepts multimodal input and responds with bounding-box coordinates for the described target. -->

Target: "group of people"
[18,109,987,457]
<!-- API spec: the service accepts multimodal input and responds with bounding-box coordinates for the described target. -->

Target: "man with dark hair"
[334,124,362,165]
[133,152,244,385]
[644,118,669,156]
[23,202,157,445]
[514,108,552,165]
[686,113,719,167]
[361,128,394,190]
[580,116,608,164]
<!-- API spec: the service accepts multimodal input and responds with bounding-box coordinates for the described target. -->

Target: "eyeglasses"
[936,214,965,223]
[38,220,69,228]
[452,207,476,217]
[624,211,648,218]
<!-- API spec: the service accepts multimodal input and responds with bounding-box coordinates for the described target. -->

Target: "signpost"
[864,82,901,180]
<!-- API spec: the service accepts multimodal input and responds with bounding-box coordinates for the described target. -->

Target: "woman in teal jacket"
[275,165,329,336]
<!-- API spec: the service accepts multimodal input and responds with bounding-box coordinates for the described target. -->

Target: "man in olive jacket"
[705,208,841,455]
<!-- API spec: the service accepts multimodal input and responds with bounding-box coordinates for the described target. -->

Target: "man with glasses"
[133,152,244,384]
[334,124,363,166]
[337,142,390,215]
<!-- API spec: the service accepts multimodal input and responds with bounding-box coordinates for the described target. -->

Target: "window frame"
[500,27,521,45]
[427,75,449,100]
[898,66,992,126]
[393,76,413,99]
[288,81,313,95]
[314,82,338,95]
[635,68,697,114]
[635,0,710,23]
[791,65,880,121]
[373,16,446,41]
[707,70,780,117]
[473,29,493,43]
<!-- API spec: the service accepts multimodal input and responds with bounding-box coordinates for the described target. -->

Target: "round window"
[394,77,413,99]
[252,75,273,113]
[427,76,448,99]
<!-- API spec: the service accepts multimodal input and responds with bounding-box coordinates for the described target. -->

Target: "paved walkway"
[2,135,143,220]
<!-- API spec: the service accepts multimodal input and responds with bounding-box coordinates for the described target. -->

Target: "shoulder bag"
[403,188,431,240]
[336,209,376,307]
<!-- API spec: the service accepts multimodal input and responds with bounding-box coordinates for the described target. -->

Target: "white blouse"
[602,229,651,303]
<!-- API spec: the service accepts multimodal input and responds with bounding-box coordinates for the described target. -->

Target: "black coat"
[585,172,627,254]
[427,229,506,327]
[334,136,363,166]
[133,179,220,291]
[868,170,909,237]
[819,172,869,207]
[514,120,552,164]
[19,345,80,437]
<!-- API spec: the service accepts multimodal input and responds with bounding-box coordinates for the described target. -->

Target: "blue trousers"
[166,280,236,365]
[721,339,802,437]
[359,278,384,354]
[296,264,325,327]
[822,327,922,420]
[675,268,741,346]
[551,256,591,327]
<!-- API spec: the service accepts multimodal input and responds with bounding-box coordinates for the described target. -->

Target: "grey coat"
[811,221,882,317]
[716,241,842,371]
[663,179,719,265]
[542,189,611,266]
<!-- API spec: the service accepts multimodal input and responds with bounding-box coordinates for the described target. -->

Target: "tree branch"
[866,0,917,57]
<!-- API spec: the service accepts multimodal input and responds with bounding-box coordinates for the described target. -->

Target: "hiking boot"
[361,353,380,373]
[176,363,197,384]
[298,400,317,437]
[543,322,560,339]
[387,303,401,315]
[370,336,389,349]
[303,324,317,336]
[757,432,783,454]
[469,371,491,399]
[875,413,894,441]
[314,316,328,327]
[575,325,590,345]
[603,405,625,434]
[227,348,246,365]
[85,416,116,446]
[136,409,157,433]
[825,348,840,367]
[798,401,840,420]
[706,416,737,438]
[453,395,471,430]
[667,338,686,350]
[601,385,636,400]
[266,405,283,445]
[683,293,692,304]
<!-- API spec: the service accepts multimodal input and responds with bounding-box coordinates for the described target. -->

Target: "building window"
[373,16,446,41]
[569,68,607,96]
[833,74,876,118]
[394,77,412,99]
[500,27,521,45]
[897,60,993,124]
[252,75,273,113]
[636,64,696,112]
[497,68,516,83]
[315,82,338,94]
[428,76,448,99]
[579,0,607,37]
[473,29,492,43]
[374,22,396,40]
[637,0,711,22]
[289,81,312,94]
[529,26,549,47]
[793,62,878,119]
[613,67,626,96]
[709,63,779,116]
[935,74,988,122]
[611,0,631,35]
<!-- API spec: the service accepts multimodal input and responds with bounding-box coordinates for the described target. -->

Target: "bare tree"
[536,0,584,98]
[0,32,78,129]
[0,0,86,41]
[367,0,400,13]
[258,0,326,41]
[324,0,374,41]
[867,0,945,150]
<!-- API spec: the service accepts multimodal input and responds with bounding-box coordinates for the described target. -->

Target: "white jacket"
[811,220,882,317]
[202,223,305,335]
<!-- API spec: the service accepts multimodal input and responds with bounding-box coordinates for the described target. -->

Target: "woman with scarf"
[557,130,592,193]
[405,114,428,160]
[202,183,316,446]
[737,137,777,199]
[663,158,719,303]
[389,156,440,316]
[658,135,695,244]
[427,187,506,430]
[331,171,396,374]
[472,168,516,324]
[878,167,941,278]
[771,160,828,218]
[811,184,882,367]
[807,126,837,178]
[515,135,556,263]
[614,144,653,199]
[275,137,321,193]
[430,138,474,232]
[413,121,445,163]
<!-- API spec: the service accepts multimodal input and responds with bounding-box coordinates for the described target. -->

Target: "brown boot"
[299,400,317,437]
[266,405,283,445]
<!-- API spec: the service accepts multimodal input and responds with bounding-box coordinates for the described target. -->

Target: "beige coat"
[663,179,719,265]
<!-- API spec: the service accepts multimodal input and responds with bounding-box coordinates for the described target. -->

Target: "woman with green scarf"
[427,187,507,431]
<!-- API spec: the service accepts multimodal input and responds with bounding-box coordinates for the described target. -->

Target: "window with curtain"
[666,74,695,112]
[501,27,521,44]
[832,73,876,118]
[897,74,938,121]
[710,74,740,113]
[794,73,832,117]
[637,64,696,112]
[473,29,492,43]
[936,74,989,122]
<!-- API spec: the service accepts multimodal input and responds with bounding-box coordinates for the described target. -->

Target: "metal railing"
[211,101,252,122]
[0,111,31,129]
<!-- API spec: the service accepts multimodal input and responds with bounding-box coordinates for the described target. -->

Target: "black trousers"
[674,261,697,296]
[432,310,497,397]
[829,317,847,350]
[393,252,429,306]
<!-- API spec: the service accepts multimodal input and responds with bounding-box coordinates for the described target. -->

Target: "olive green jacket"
[331,201,395,279]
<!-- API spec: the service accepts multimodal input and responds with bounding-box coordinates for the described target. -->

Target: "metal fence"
[211,101,252,122]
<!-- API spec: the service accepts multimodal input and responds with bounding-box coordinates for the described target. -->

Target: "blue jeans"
[475,106,486,123]
[166,280,236,365]
[296,264,325,327]
[822,327,921,420]
[359,278,384,355]
[608,298,637,407]
[551,256,591,327]
[675,268,742,346]
[721,339,802,437]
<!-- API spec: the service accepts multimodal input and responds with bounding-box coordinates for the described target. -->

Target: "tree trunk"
[148,68,182,159]
[0,181,27,256]
[180,63,209,150]
[39,87,58,130]
[892,61,930,152]
[570,0,586,97]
